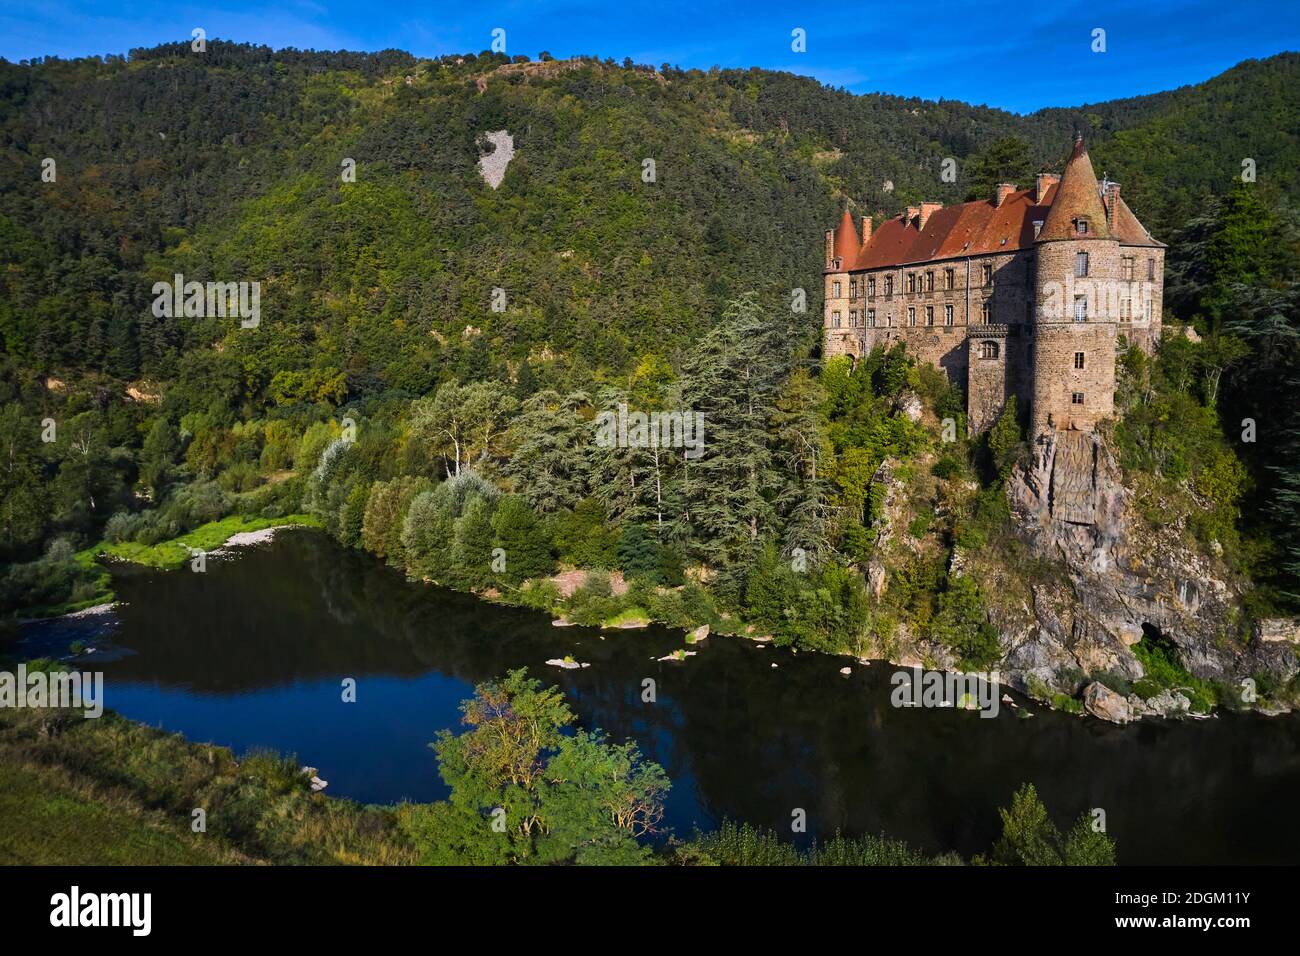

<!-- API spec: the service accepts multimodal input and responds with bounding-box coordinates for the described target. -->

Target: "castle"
[823,135,1165,436]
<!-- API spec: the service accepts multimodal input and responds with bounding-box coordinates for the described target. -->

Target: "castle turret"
[823,209,861,359]
[1030,135,1120,437]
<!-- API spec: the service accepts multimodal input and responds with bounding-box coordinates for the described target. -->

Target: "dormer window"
[1074,218,1090,236]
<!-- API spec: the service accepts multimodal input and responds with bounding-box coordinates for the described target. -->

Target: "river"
[18,528,1300,864]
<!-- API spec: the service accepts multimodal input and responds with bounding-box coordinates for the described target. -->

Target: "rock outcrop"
[996,431,1298,717]
[1082,681,1130,723]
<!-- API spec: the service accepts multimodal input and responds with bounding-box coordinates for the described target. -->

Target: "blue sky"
[2,0,1297,113]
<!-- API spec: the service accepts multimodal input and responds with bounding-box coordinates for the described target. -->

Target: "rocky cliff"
[995,430,1298,720]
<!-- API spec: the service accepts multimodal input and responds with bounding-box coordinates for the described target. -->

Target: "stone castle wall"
[823,235,1162,438]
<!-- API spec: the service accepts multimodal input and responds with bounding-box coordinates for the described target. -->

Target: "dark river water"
[17,528,1300,864]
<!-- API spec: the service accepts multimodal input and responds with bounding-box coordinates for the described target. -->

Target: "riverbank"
[0,705,413,865]
[10,516,324,623]
[0,701,975,866]
[84,513,322,571]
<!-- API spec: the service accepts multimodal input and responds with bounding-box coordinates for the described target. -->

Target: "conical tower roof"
[1037,135,1112,242]
[833,208,861,266]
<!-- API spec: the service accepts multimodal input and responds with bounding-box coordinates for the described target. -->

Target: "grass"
[1131,631,1217,713]
[84,513,322,570]
[602,607,650,628]
[0,706,414,866]
[0,757,245,865]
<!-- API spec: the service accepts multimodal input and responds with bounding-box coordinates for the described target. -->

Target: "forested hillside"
[1,43,1297,663]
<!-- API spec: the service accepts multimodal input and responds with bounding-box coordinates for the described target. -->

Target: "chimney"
[861,215,872,245]
[919,202,942,229]
[1036,173,1060,205]
[825,229,835,269]
[994,183,1015,207]
[1102,180,1121,229]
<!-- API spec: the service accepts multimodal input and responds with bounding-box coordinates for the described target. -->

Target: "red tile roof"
[829,138,1161,272]
[833,209,860,265]
[1111,194,1163,248]
[1038,136,1111,242]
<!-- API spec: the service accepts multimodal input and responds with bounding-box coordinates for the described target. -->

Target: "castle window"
[982,264,993,287]
[980,341,999,360]
[1074,351,1085,369]
[1145,299,1153,321]
[1075,251,1089,277]
[1032,220,1044,238]
[981,301,991,324]
[1120,299,1131,322]
[1148,258,1156,280]
[832,311,841,328]
[944,268,954,290]
[1074,295,1087,322]
[926,271,935,291]
[833,281,841,297]
[944,304,954,326]
[1121,257,1134,281]
[907,306,916,326]
[907,273,916,293]
[850,279,858,299]
[1071,392,1085,405]
[868,276,876,296]
[868,309,876,327]
[1074,218,1089,236]
[885,276,894,296]
[926,306,934,326]
[849,310,858,327]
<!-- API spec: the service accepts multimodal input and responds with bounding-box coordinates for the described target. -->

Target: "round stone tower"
[1031,135,1121,438]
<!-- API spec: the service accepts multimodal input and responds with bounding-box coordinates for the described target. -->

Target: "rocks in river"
[839,667,852,676]
[686,624,710,644]
[657,650,696,662]
[1145,688,1192,717]
[300,766,328,791]
[1082,682,1131,724]
[546,658,589,670]
[551,618,575,627]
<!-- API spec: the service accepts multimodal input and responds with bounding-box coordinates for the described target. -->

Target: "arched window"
[980,340,999,360]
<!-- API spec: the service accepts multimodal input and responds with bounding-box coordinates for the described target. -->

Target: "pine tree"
[452,496,497,587]
[491,495,554,584]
